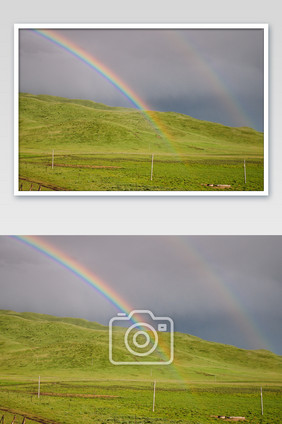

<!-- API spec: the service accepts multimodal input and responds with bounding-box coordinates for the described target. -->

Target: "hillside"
[17,93,265,191]
[19,93,263,156]
[0,310,280,382]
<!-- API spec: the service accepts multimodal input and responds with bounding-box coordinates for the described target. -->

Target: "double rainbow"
[11,235,274,381]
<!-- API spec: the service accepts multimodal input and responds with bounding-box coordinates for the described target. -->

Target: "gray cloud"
[19,28,264,130]
[0,236,281,354]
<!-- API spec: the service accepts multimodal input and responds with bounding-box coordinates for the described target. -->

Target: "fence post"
[151,154,154,181]
[261,387,263,415]
[153,380,156,412]
[244,160,247,184]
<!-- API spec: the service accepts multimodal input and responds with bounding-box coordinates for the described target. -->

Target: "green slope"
[0,310,280,383]
[19,93,263,156]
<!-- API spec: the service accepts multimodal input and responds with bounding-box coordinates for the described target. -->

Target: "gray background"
[0,1,280,234]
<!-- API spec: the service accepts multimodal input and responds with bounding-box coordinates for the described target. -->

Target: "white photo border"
[14,23,269,197]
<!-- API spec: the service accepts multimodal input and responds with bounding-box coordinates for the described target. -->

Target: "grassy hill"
[0,310,280,382]
[18,93,264,191]
[19,93,263,156]
[0,310,281,423]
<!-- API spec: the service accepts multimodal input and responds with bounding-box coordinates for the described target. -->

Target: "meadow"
[0,310,281,423]
[18,94,264,192]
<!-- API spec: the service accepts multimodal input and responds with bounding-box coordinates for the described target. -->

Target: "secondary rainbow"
[32,29,174,151]
[171,237,274,352]
[167,31,255,129]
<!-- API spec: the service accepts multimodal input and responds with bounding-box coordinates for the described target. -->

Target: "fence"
[0,416,26,424]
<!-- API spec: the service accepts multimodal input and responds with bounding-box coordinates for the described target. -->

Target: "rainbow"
[32,29,175,152]
[14,235,133,316]
[171,237,273,352]
[167,31,255,129]
[12,235,173,366]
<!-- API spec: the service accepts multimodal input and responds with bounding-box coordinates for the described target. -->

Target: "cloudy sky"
[19,27,264,131]
[0,236,281,354]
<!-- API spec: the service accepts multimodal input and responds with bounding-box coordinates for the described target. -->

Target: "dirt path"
[21,161,122,169]
[30,392,119,399]
[50,163,121,169]
[0,407,62,424]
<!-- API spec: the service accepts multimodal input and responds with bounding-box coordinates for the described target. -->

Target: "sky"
[19,27,264,131]
[0,235,281,355]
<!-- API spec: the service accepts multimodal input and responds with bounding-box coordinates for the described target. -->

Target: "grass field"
[18,93,265,192]
[0,310,281,423]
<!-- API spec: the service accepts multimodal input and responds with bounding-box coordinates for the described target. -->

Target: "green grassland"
[0,310,281,423]
[18,93,264,192]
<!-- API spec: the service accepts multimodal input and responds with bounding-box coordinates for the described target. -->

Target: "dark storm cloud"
[0,236,281,354]
[19,28,264,130]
